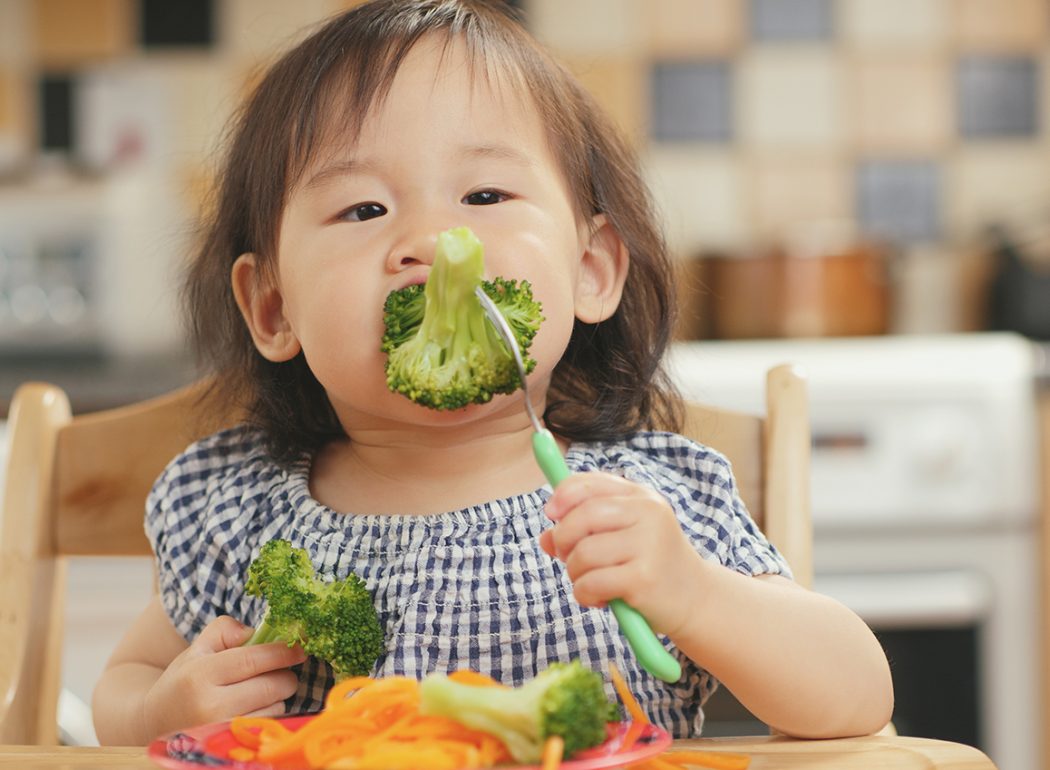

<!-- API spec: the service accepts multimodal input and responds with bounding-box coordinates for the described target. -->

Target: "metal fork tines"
[473,285,543,433]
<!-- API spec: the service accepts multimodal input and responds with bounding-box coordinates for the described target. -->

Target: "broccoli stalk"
[418,661,620,763]
[381,226,543,410]
[243,539,385,679]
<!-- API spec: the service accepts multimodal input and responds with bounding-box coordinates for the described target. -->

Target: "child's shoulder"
[148,423,288,514]
[572,430,735,486]
[166,422,271,473]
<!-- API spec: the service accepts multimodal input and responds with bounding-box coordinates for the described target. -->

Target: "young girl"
[92,0,892,746]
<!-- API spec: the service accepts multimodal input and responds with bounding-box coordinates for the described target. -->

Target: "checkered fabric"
[146,425,790,737]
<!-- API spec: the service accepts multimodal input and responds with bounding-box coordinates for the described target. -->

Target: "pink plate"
[147,715,671,770]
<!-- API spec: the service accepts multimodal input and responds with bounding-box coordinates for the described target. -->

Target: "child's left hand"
[538,472,706,639]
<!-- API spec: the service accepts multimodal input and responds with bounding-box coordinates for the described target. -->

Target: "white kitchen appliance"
[667,332,1040,770]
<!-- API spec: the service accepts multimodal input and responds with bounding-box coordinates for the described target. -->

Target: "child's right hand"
[143,615,307,739]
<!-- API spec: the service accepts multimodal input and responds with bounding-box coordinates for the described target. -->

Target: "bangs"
[281,10,539,197]
[233,0,592,265]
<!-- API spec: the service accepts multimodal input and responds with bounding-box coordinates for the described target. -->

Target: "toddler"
[92,0,892,746]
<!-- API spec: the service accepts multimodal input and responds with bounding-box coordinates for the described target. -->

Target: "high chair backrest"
[0,364,810,744]
[680,364,813,589]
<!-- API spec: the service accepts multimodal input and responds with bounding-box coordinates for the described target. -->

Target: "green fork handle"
[533,429,682,683]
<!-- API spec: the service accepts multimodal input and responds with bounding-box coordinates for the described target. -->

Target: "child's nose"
[389,253,426,270]
[385,226,442,271]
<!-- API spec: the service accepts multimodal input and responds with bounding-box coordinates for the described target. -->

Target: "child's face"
[235,34,626,431]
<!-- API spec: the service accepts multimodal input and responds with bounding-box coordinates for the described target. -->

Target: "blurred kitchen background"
[0,0,1049,768]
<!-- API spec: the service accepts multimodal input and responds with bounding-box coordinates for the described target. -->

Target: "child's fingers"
[193,616,255,654]
[568,563,627,609]
[242,701,292,719]
[562,529,635,583]
[539,529,556,557]
[221,669,300,718]
[546,498,636,560]
[545,472,636,521]
[211,643,308,687]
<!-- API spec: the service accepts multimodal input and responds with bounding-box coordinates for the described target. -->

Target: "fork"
[475,286,682,683]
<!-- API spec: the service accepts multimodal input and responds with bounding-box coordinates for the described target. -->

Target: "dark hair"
[184,0,682,464]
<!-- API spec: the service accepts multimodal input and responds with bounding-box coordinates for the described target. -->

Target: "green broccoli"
[418,661,620,763]
[381,226,543,410]
[243,539,385,679]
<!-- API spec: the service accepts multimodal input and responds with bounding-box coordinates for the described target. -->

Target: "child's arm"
[92,596,306,745]
[539,472,893,738]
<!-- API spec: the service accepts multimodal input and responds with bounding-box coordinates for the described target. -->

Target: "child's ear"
[231,253,301,362]
[574,214,629,324]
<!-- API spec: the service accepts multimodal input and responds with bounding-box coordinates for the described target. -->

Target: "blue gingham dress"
[145,425,790,738]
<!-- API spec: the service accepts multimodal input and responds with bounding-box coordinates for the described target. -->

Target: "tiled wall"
[532,0,1050,334]
[531,0,1049,251]
[1,0,1048,338]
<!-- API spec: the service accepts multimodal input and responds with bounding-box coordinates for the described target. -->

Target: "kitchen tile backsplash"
[850,55,952,151]
[953,0,1049,49]
[0,0,1047,344]
[645,147,747,250]
[647,0,743,56]
[527,0,641,56]
[839,0,948,49]
[562,54,646,145]
[32,0,130,67]
[857,160,942,243]
[948,146,1050,234]
[650,61,732,142]
[749,155,850,238]
[957,55,1040,138]
[0,0,30,65]
[749,0,834,42]
[737,50,843,148]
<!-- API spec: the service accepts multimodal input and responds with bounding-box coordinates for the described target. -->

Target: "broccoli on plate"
[418,660,620,764]
[243,539,385,679]
[381,226,543,410]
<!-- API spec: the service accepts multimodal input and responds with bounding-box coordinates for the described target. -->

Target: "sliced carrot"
[542,735,565,770]
[324,674,376,708]
[232,675,524,769]
[226,670,749,770]
[630,758,682,770]
[226,746,256,762]
[609,663,650,725]
[659,749,752,769]
[229,715,292,749]
[447,669,508,688]
[616,718,648,753]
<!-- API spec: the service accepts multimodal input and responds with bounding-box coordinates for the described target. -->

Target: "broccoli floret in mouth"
[381,226,543,410]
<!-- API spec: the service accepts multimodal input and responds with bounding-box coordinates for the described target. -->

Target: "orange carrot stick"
[631,758,681,770]
[226,746,256,762]
[616,718,648,753]
[542,735,565,770]
[659,749,752,769]
[229,675,528,770]
[609,663,649,725]
[447,669,508,688]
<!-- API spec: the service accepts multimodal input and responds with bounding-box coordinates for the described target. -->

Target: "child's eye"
[340,202,387,222]
[462,190,508,206]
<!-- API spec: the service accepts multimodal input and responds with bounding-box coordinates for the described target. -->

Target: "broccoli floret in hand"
[381,226,543,410]
[418,661,619,763]
[243,539,384,679]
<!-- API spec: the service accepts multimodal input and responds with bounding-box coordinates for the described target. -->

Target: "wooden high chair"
[0,364,811,745]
